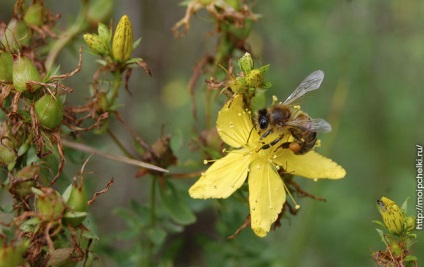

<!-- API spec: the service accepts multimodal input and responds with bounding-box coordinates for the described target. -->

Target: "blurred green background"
[2,0,423,266]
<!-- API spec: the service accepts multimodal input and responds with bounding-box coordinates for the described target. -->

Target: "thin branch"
[62,139,169,173]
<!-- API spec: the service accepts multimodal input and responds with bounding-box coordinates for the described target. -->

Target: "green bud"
[12,54,42,92]
[63,177,88,226]
[10,164,39,198]
[23,3,44,27]
[34,94,64,130]
[404,216,415,231]
[83,33,108,56]
[0,51,13,82]
[112,15,134,62]
[33,187,65,221]
[0,18,30,52]
[238,52,253,74]
[245,69,264,88]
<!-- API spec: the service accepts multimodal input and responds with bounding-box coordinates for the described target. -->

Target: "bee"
[257,70,332,154]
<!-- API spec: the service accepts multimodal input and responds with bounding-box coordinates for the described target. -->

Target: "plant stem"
[106,128,134,159]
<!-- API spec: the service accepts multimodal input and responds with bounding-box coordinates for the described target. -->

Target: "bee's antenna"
[247,124,257,144]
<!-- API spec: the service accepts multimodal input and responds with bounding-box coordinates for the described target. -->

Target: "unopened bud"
[238,52,253,74]
[112,15,134,62]
[377,197,404,235]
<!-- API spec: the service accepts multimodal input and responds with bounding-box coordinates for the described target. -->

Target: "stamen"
[283,182,300,208]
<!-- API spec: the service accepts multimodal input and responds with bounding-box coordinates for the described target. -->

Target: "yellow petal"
[248,159,286,237]
[274,150,346,179]
[217,95,259,148]
[189,150,251,199]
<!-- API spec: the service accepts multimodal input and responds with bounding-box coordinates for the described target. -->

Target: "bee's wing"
[283,70,324,105]
[285,118,332,133]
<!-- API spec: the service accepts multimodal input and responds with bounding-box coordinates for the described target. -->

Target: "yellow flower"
[189,95,346,237]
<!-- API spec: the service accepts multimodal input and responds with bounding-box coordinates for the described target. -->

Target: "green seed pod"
[238,52,253,74]
[34,94,64,130]
[377,197,405,235]
[12,54,42,92]
[63,177,88,226]
[83,33,108,56]
[23,3,44,27]
[112,15,134,62]
[0,51,13,82]
[10,164,40,198]
[245,69,264,88]
[0,243,26,267]
[0,18,30,52]
[0,122,17,167]
[33,187,65,221]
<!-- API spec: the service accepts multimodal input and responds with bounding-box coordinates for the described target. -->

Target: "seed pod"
[0,51,13,82]
[23,3,44,27]
[12,54,42,92]
[34,94,63,130]
[376,197,405,235]
[0,122,17,167]
[238,52,253,74]
[0,243,26,267]
[10,164,40,198]
[33,187,65,221]
[95,91,109,113]
[62,177,88,226]
[0,18,30,52]
[112,15,134,62]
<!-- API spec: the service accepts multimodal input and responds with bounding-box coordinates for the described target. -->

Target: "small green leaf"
[159,181,196,225]
[147,227,167,246]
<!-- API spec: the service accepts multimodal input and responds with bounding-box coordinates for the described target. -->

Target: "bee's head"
[257,109,269,129]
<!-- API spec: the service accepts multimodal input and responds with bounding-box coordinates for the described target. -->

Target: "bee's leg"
[260,128,273,140]
[260,137,282,150]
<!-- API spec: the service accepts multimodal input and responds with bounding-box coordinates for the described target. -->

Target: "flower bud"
[23,2,44,27]
[10,164,39,198]
[97,23,111,42]
[12,54,42,92]
[238,52,253,74]
[33,187,65,221]
[34,94,64,130]
[62,177,88,226]
[112,15,134,62]
[0,51,13,82]
[376,197,404,235]
[245,69,264,88]
[404,216,415,232]
[83,33,108,56]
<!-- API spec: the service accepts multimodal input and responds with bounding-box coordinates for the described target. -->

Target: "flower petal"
[274,150,346,179]
[189,150,250,199]
[217,95,258,148]
[248,159,286,237]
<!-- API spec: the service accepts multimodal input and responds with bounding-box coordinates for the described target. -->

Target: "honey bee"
[256,70,332,154]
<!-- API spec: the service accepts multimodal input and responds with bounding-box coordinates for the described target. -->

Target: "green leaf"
[147,227,167,246]
[159,181,196,225]
[133,37,142,49]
